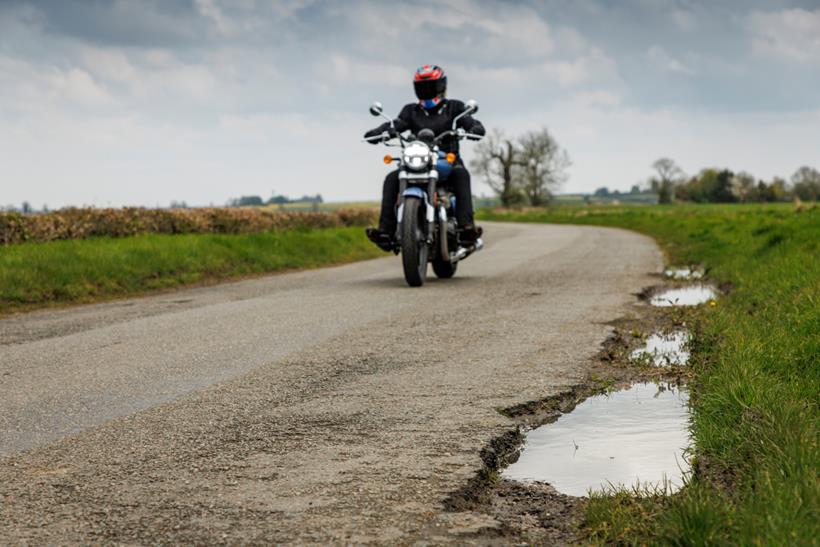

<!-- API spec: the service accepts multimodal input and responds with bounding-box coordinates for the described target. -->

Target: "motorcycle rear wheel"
[401,198,428,287]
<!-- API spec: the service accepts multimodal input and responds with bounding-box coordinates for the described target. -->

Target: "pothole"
[502,382,691,497]
[650,285,717,307]
[631,331,690,367]
[448,269,706,541]
[664,267,704,280]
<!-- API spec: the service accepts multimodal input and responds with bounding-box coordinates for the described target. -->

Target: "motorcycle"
[364,100,485,287]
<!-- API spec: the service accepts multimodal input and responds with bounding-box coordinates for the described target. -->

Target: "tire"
[432,257,457,278]
[432,204,457,279]
[437,205,449,263]
[432,206,458,279]
[401,198,428,287]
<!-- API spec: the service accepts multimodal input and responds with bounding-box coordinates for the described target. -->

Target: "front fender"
[397,187,435,233]
[402,186,427,200]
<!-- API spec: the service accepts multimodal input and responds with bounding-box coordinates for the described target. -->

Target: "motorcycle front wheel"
[401,198,428,287]
[432,257,457,278]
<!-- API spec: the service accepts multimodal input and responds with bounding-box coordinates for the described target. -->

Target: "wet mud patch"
[443,273,707,544]
[499,384,601,428]
[664,266,705,280]
[442,387,599,544]
[598,314,694,383]
[483,480,586,544]
[443,429,525,513]
[631,331,690,367]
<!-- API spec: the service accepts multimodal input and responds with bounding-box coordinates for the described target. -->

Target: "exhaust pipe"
[451,238,484,263]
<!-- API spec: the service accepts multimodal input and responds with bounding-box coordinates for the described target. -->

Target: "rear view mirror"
[451,100,479,131]
[369,102,384,117]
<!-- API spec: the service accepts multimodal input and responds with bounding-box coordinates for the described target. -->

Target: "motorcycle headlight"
[402,142,432,172]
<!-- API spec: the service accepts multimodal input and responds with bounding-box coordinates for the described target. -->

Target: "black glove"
[467,124,485,140]
[364,126,397,144]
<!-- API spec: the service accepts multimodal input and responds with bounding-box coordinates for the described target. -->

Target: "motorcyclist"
[364,64,485,251]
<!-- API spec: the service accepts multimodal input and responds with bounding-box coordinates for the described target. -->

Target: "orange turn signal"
[446,153,457,164]
[383,155,393,164]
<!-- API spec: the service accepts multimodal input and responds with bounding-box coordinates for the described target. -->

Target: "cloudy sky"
[1,0,819,208]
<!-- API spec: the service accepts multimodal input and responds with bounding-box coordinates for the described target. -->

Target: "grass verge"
[479,204,819,545]
[0,226,382,315]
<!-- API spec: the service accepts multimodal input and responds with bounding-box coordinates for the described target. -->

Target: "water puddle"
[503,383,691,497]
[631,331,690,367]
[650,285,717,307]
[664,267,704,280]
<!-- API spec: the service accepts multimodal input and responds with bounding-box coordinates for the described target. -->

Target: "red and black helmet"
[413,64,447,101]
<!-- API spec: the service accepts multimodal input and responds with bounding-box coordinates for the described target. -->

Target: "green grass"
[479,203,819,545]
[0,227,382,314]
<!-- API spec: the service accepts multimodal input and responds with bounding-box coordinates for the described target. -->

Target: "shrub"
[0,207,378,245]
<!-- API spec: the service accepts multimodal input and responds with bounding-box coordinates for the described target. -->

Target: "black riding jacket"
[364,99,485,155]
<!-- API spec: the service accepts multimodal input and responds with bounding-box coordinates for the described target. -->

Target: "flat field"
[479,203,819,545]
[263,200,379,212]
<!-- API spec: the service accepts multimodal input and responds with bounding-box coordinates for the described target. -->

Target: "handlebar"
[433,129,484,144]
[361,131,405,147]
[362,129,483,146]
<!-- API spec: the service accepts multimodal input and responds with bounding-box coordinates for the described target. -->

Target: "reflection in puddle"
[632,331,690,367]
[650,285,717,307]
[503,383,690,497]
[664,267,704,280]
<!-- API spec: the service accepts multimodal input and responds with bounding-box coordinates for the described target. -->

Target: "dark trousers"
[379,166,474,234]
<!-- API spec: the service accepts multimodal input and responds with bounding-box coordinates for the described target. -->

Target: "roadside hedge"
[0,207,378,245]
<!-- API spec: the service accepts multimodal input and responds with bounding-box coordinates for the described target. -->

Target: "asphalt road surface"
[0,222,661,544]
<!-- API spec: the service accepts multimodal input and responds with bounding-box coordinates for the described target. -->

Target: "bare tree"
[652,158,684,184]
[650,158,685,203]
[471,129,523,206]
[731,172,757,202]
[515,128,571,206]
[791,166,820,201]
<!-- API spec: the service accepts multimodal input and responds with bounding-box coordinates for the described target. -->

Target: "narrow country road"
[0,222,661,544]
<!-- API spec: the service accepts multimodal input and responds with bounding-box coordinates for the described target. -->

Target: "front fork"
[396,178,437,245]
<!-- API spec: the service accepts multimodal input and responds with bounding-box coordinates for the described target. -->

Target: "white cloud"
[54,68,115,107]
[570,90,622,108]
[540,48,620,87]
[671,9,696,31]
[78,47,137,84]
[647,45,695,75]
[267,0,317,18]
[79,47,219,105]
[0,55,115,112]
[329,0,559,63]
[747,8,820,64]
[321,55,407,88]
[195,0,235,36]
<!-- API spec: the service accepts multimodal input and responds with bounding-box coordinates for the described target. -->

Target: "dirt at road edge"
[441,281,692,545]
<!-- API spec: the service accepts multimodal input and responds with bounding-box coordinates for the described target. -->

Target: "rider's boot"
[366,227,396,252]
[459,224,483,245]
